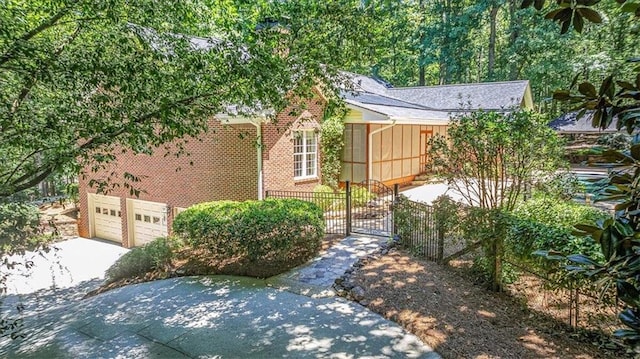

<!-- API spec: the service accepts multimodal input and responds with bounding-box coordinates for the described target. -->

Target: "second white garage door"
[127,199,168,247]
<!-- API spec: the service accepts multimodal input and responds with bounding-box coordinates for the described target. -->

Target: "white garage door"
[89,194,122,243]
[128,199,168,247]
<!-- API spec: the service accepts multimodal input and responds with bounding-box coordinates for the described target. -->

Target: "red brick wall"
[78,119,258,247]
[262,94,326,193]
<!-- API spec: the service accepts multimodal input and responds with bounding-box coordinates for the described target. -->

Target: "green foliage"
[393,196,437,253]
[0,202,45,255]
[350,185,376,207]
[172,198,324,277]
[428,109,565,291]
[535,172,585,200]
[312,185,339,211]
[471,255,520,286]
[527,0,640,349]
[429,110,565,211]
[320,105,346,190]
[523,0,640,348]
[105,236,182,284]
[64,183,79,207]
[597,133,633,150]
[0,0,375,198]
[432,195,463,237]
[507,194,606,265]
[0,201,53,340]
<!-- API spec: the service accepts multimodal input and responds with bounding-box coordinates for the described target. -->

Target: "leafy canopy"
[0,0,374,198]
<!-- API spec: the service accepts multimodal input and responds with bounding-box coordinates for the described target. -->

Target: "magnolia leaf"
[574,223,601,233]
[545,9,562,20]
[599,75,614,97]
[566,265,588,272]
[521,0,534,8]
[619,308,640,330]
[567,254,602,267]
[591,110,602,128]
[534,0,546,10]
[617,202,634,211]
[613,329,640,341]
[553,90,572,100]
[573,12,584,32]
[560,18,571,33]
[575,0,598,4]
[533,250,565,261]
[617,281,640,306]
[617,81,636,90]
[577,7,602,23]
[631,143,640,160]
[621,2,640,13]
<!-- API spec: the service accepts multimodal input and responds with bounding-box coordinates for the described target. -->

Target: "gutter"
[249,119,264,200]
[368,120,396,183]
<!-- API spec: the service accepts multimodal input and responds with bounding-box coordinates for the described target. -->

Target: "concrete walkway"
[1,236,440,358]
[268,235,386,297]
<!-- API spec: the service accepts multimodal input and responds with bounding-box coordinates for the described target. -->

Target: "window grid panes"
[293,130,317,179]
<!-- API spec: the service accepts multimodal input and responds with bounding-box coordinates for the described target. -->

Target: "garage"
[127,199,168,247]
[88,193,122,243]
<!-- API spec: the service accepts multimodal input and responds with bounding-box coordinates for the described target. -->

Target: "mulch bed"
[349,249,630,359]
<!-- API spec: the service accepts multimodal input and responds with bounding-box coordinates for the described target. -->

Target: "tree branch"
[10,25,83,115]
[0,2,77,66]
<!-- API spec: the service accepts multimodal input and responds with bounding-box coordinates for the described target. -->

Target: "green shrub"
[105,236,181,283]
[351,185,376,207]
[172,198,324,277]
[320,113,345,189]
[535,172,585,200]
[506,194,607,265]
[312,184,338,211]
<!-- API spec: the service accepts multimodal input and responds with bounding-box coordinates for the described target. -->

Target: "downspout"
[250,119,263,200]
[368,120,396,183]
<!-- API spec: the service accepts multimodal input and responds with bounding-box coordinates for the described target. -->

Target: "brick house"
[78,95,326,247]
[79,72,535,247]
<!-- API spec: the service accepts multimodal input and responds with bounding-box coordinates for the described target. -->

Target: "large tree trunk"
[508,0,521,80]
[418,0,426,86]
[439,0,451,85]
[488,4,499,81]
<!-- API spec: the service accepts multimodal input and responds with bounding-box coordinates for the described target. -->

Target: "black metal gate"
[265,180,397,238]
[349,180,396,237]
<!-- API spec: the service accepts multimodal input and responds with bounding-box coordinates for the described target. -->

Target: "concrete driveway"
[1,238,440,358]
[3,237,129,295]
[2,276,439,358]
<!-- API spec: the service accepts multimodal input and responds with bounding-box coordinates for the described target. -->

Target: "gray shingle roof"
[345,100,452,123]
[340,72,531,122]
[549,112,619,133]
[342,92,427,110]
[387,81,529,111]
[340,72,392,95]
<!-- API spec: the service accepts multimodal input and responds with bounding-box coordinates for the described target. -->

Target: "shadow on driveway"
[2,276,440,358]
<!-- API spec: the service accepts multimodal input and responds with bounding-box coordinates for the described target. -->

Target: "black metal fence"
[266,182,441,248]
[392,195,443,261]
[266,180,399,237]
[265,188,349,235]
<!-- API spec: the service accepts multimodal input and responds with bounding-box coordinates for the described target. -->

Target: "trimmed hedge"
[105,236,182,283]
[172,198,325,277]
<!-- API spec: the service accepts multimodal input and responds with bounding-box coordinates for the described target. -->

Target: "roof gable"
[340,72,533,123]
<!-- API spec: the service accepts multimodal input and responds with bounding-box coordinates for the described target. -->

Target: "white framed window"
[293,130,318,179]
